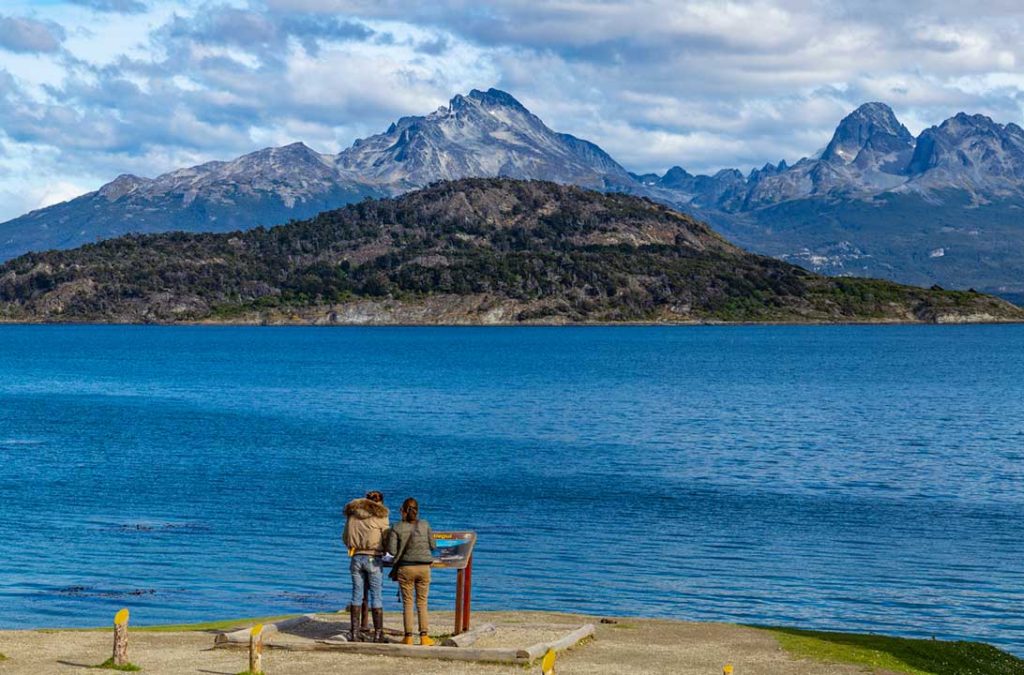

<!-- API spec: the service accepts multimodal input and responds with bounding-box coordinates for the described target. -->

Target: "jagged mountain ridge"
[335,88,634,189]
[2,90,1024,298]
[642,102,1024,211]
[0,88,635,263]
[634,103,1024,299]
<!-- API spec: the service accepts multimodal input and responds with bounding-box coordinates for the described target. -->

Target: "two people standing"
[342,492,437,646]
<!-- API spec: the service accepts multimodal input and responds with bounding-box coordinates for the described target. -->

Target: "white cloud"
[3,0,1024,220]
[0,15,65,53]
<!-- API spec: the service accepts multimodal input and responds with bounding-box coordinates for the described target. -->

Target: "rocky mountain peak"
[98,174,151,201]
[334,87,632,189]
[906,111,1024,182]
[656,166,694,189]
[821,102,914,169]
[466,88,529,111]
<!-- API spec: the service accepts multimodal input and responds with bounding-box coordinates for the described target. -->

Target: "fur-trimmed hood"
[345,498,389,520]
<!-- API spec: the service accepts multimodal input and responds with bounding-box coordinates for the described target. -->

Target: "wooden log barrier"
[518,624,596,661]
[215,614,315,645]
[249,624,264,674]
[112,608,130,667]
[441,622,496,647]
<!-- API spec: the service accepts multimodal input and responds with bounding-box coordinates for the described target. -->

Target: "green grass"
[132,614,300,633]
[36,614,301,634]
[94,657,142,671]
[763,627,1024,675]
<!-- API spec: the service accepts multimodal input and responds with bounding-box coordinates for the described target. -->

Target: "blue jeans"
[350,554,383,609]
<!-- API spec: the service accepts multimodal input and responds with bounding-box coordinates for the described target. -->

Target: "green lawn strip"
[761,626,1024,675]
[93,657,142,671]
[132,614,300,633]
[36,615,301,634]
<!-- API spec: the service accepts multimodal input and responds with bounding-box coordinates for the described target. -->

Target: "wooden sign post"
[112,608,130,667]
[431,531,476,635]
[249,624,264,674]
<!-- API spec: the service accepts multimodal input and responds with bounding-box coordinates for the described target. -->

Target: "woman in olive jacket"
[386,497,437,646]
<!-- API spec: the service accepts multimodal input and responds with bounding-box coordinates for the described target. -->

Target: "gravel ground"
[0,611,891,675]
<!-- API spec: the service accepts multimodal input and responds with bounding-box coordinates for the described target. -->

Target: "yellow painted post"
[249,624,264,674]
[541,648,556,675]
[112,608,130,666]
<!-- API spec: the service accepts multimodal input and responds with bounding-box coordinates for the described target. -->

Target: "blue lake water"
[0,325,1022,653]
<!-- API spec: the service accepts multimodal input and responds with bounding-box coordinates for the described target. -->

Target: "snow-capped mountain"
[2,92,1024,300]
[0,142,379,260]
[0,89,637,261]
[335,88,634,190]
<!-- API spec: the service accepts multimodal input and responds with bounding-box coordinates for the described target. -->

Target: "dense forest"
[1,179,1020,324]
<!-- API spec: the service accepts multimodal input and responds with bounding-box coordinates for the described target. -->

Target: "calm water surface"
[0,325,1022,652]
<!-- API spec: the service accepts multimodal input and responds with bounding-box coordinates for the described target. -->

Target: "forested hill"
[0,179,1020,325]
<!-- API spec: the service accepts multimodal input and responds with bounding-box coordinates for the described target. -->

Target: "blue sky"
[2,0,1024,221]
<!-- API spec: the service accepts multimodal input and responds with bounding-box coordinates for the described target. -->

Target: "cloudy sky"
[1,0,1023,221]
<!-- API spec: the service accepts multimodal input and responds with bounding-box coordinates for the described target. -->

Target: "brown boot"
[371,608,386,643]
[348,605,361,642]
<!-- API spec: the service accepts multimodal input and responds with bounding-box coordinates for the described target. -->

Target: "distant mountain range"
[4,178,1019,325]
[2,89,1023,301]
[639,103,1024,303]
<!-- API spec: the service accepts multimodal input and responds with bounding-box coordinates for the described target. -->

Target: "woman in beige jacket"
[342,490,389,642]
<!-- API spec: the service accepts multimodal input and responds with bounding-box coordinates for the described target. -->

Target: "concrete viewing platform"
[213,612,594,664]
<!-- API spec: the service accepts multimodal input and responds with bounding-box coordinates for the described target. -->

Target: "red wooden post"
[454,568,465,635]
[461,554,473,633]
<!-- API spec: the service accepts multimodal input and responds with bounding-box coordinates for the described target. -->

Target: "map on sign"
[431,531,476,569]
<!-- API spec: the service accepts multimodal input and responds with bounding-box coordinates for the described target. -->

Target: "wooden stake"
[249,624,264,674]
[112,608,129,667]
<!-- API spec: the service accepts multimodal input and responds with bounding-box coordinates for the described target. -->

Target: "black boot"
[348,604,361,642]
[372,608,386,643]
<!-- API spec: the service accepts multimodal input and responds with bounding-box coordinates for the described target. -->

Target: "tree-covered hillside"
[1,179,1020,324]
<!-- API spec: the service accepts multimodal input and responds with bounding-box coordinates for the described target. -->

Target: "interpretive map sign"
[431,531,477,569]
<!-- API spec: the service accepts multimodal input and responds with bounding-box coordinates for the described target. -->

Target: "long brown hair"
[401,497,419,523]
